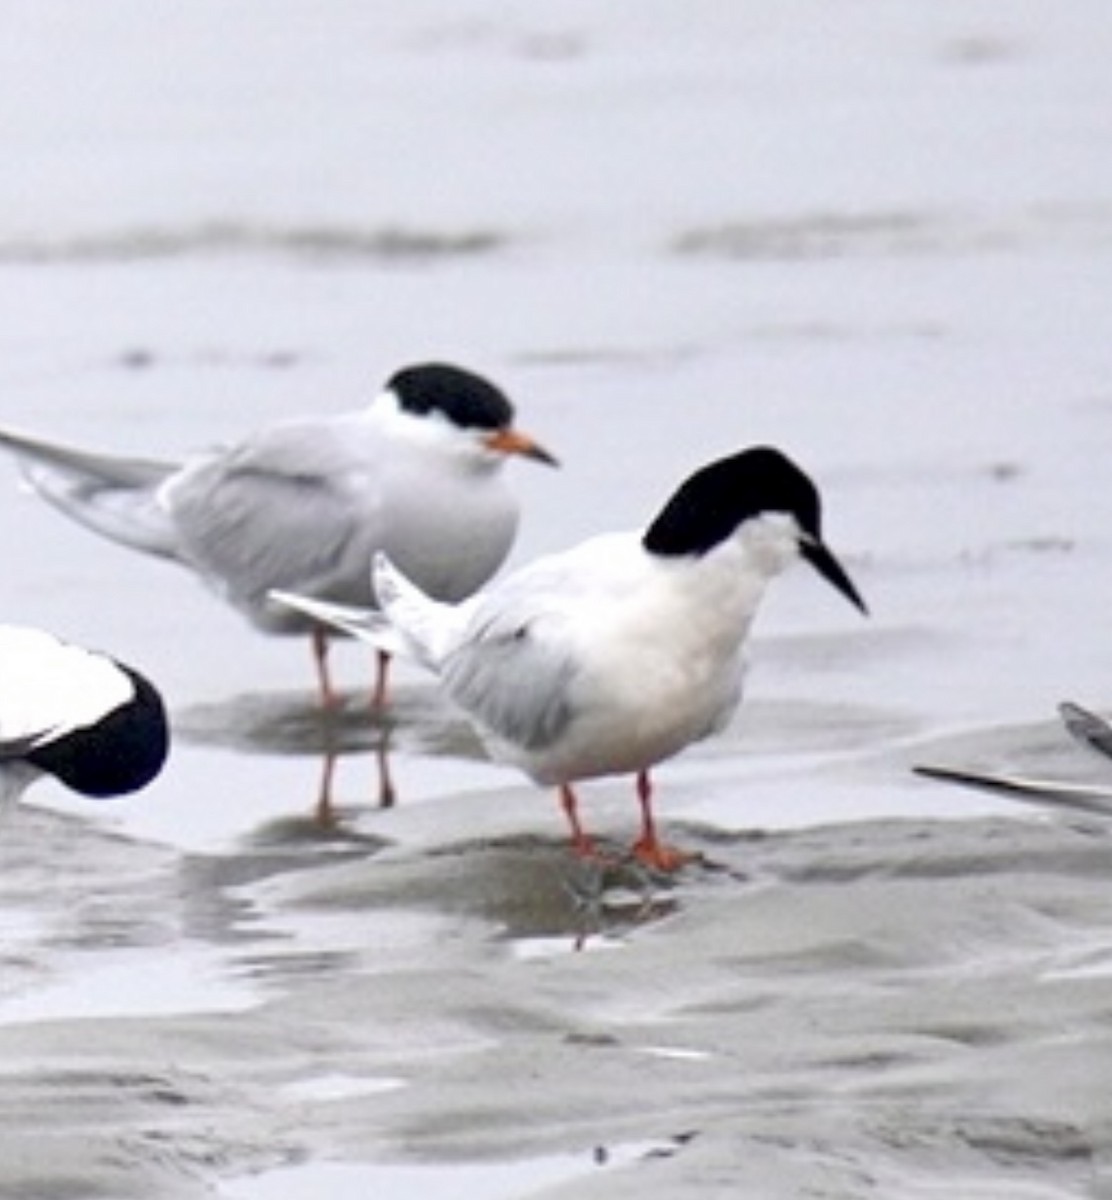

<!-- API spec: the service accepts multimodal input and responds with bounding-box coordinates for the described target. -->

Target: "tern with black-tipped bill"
[273,445,866,868]
[0,626,168,803]
[0,363,556,709]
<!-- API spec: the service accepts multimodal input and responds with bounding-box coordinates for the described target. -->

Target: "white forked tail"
[266,591,407,658]
[271,555,467,673]
[370,552,463,671]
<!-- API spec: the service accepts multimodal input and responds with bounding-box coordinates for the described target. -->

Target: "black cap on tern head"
[643,446,867,613]
[386,362,558,466]
[388,363,515,432]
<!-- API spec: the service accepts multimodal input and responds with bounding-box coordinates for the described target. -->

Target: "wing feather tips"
[442,629,574,753]
[0,428,180,558]
[266,590,404,656]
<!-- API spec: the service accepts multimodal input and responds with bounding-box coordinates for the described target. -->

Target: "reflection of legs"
[315,718,396,826]
[631,769,689,872]
[370,649,391,715]
[374,725,396,808]
[314,724,339,827]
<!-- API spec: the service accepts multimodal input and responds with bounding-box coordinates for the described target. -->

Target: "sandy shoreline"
[1,794,1110,1198]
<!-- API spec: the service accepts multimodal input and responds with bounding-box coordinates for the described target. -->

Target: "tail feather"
[0,429,180,559]
[267,590,408,659]
[271,555,464,673]
[371,552,461,670]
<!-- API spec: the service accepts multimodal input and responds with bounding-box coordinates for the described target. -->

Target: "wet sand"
[2,796,1112,1198]
[3,2,1112,1196]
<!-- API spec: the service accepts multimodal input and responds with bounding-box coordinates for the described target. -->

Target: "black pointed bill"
[800,535,868,615]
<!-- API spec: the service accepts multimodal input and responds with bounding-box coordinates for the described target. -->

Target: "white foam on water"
[0,943,260,1026]
[221,1142,663,1200]
[222,1153,600,1200]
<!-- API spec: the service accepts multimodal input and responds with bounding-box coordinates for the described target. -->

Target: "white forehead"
[0,625,134,744]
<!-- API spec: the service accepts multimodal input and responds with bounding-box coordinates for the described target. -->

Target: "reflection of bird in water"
[172,689,402,826]
[0,625,168,803]
[0,362,556,710]
[274,445,867,869]
[314,711,396,826]
[312,688,489,825]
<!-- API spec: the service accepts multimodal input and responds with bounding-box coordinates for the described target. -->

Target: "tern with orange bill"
[0,363,556,708]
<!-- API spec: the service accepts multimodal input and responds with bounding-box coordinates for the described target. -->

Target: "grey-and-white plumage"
[0,625,168,803]
[0,363,556,703]
[273,445,866,865]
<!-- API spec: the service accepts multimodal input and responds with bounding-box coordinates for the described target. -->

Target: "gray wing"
[163,418,379,611]
[0,428,179,558]
[440,599,577,753]
[436,543,638,754]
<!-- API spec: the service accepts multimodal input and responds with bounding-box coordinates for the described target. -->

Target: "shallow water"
[3,2,1112,1196]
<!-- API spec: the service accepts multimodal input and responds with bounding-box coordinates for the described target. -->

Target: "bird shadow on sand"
[173,683,488,828]
[254,828,756,953]
[170,689,761,947]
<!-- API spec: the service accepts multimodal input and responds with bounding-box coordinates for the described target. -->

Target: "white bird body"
[273,446,866,867]
[393,530,768,785]
[0,364,556,704]
[0,625,168,802]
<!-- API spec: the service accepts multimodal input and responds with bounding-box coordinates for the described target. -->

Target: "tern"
[272,445,867,868]
[0,625,168,803]
[0,363,556,709]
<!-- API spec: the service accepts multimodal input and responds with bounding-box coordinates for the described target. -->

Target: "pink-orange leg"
[559,784,602,860]
[311,626,340,710]
[631,769,691,872]
[314,630,393,715]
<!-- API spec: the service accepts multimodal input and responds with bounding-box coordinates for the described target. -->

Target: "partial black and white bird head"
[380,362,558,469]
[642,445,867,612]
[0,626,169,804]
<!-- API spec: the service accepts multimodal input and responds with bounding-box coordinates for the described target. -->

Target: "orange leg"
[631,769,690,872]
[311,626,340,710]
[559,783,601,859]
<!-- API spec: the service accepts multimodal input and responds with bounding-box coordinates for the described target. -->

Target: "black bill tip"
[800,537,868,615]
